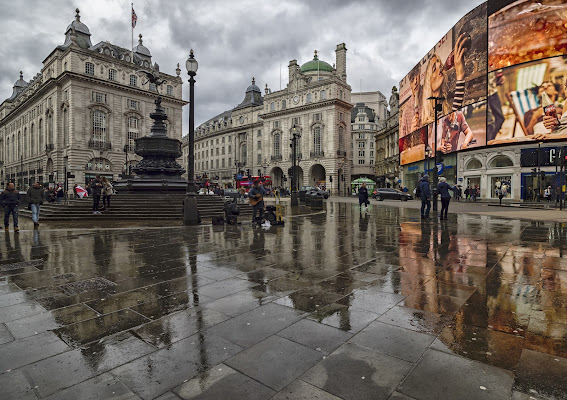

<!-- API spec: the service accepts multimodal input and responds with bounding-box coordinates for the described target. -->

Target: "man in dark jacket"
[358,183,369,209]
[92,175,103,214]
[248,180,266,224]
[437,177,457,220]
[1,182,20,232]
[419,175,431,220]
[27,181,44,227]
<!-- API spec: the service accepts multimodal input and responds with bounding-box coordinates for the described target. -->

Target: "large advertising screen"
[399,2,488,138]
[488,0,567,72]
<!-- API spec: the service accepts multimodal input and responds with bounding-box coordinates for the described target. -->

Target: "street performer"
[248,180,266,225]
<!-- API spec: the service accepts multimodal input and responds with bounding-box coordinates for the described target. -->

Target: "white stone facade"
[375,87,400,187]
[0,10,185,190]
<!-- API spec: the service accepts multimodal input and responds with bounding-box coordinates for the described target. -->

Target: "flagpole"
[131,2,134,64]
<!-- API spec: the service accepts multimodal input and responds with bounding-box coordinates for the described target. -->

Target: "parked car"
[307,187,329,199]
[298,186,313,202]
[224,188,248,203]
[373,188,412,201]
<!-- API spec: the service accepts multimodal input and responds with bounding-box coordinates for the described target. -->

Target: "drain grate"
[1,259,44,271]
[58,277,116,295]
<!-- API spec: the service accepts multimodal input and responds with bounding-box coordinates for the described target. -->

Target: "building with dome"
[185,44,353,195]
[0,9,185,190]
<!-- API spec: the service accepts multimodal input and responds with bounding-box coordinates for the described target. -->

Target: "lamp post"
[183,49,200,225]
[427,96,445,212]
[290,124,301,206]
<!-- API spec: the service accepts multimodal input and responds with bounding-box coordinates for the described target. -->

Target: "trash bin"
[311,192,324,210]
[305,191,313,206]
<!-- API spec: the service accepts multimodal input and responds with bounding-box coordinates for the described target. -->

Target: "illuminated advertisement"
[399,2,488,138]
[489,0,567,72]
[399,125,428,166]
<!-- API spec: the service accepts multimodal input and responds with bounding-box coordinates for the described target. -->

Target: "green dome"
[300,51,334,73]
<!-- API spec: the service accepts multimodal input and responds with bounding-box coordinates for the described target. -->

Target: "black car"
[298,186,313,201]
[307,187,329,199]
[373,188,412,201]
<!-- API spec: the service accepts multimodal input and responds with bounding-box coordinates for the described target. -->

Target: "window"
[128,99,139,110]
[149,83,156,92]
[109,69,117,81]
[313,127,322,154]
[257,130,261,137]
[306,93,312,103]
[339,112,344,121]
[273,121,279,129]
[320,90,327,100]
[358,159,365,164]
[23,128,28,158]
[270,102,275,111]
[466,158,482,170]
[92,110,106,143]
[30,123,35,155]
[358,124,364,130]
[64,62,67,71]
[38,119,43,151]
[359,133,365,139]
[222,159,225,168]
[273,133,281,158]
[314,113,322,121]
[282,100,286,109]
[370,160,374,164]
[64,90,68,100]
[370,151,374,157]
[370,142,374,148]
[359,150,365,157]
[129,75,137,86]
[257,140,262,149]
[257,154,262,164]
[216,160,219,168]
[292,117,300,125]
[92,91,107,104]
[228,145,231,153]
[228,157,232,165]
[85,62,94,75]
[222,147,225,155]
[358,115,365,122]
[338,126,344,149]
[127,116,139,151]
[63,108,69,146]
[216,148,219,155]
[47,114,53,144]
[241,143,247,162]
[490,156,513,168]
[358,142,365,148]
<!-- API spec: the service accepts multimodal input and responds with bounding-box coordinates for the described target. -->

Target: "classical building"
[184,44,353,195]
[0,9,185,190]
[350,91,387,181]
[375,87,400,188]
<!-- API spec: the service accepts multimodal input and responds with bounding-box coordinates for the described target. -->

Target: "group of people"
[418,175,458,220]
[464,185,480,201]
[90,175,114,215]
[0,181,46,231]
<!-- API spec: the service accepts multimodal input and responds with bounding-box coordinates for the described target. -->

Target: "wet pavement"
[0,202,566,399]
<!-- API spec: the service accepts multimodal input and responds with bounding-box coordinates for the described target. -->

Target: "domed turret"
[133,34,151,58]
[61,9,92,49]
[300,50,334,74]
[233,77,263,110]
[7,71,28,101]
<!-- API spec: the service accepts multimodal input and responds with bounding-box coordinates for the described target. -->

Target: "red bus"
[236,175,272,192]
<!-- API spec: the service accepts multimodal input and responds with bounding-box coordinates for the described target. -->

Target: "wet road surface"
[1,202,566,399]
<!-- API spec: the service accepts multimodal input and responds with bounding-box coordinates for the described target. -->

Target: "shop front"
[520,146,567,201]
[401,153,457,193]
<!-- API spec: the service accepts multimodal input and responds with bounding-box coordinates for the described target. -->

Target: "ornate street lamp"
[183,49,200,225]
[290,124,301,206]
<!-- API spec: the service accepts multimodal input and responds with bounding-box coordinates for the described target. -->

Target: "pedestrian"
[464,186,470,201]
[26,181,44,227]
[419,175,431,220]
[92,175,103,214]
[248,180,266,224]
[86,184,92,196]
[56,184,64,203]
[1,182,20,232]
[473,185,479,202]
[544,186,551,202]
[358,183,369,209]
[437,177,457,220]
[102,177,114,209]
[455,186,462,202]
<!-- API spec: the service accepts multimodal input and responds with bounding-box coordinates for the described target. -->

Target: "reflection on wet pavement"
[0,203,567,399]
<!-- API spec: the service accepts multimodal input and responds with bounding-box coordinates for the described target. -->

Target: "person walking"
[92,175,103,214]
[27,181,44,227]
[248,180,266,224]
[1,182,20,232]
[419,175,431,220]
[437,177,457,220]
[464,186,470,201]
[56,184,64,203]
[358,183,369,209]
[102,177,114,210]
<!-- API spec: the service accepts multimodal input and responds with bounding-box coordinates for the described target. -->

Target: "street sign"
[236,174,243,180]
[436,163,444,174]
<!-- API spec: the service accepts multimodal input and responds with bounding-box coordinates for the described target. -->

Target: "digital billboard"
[399,125,428,166]
[399,2,488,138]
[488,0,567,72]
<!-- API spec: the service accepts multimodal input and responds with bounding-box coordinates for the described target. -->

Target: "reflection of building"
[350,91,387,182]
[375,87,400,188]
[184,45,353,195]
[0,9,185,189]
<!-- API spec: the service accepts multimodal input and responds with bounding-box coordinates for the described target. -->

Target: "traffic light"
[287,167,293,176]
[233,174,237,180]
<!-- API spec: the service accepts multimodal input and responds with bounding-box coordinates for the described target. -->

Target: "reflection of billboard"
[489,0,567,72]
[399,2,488,137]
[399,125,428,166]
[429,102,487,154]
[487,55,567,145]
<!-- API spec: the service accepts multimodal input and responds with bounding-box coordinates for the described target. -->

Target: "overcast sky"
[0,0,485,132]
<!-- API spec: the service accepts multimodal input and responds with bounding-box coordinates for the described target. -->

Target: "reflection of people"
[439,111,474,153]
[421,34,470,125]
[401,65,422,135]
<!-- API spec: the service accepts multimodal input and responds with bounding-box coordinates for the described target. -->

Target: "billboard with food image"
[399,125,429,166]
[399,2,488,138]
[488,0,567,71]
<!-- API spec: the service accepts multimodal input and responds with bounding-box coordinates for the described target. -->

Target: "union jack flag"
[131,7,137,28]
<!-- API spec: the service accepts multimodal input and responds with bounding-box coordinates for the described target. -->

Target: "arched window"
[466,158,482,170]
[23,128,28,158]
[92,110,107,144]
[273,132,281,158]
[38,119,43,152]
[127,116,140,152]
[47,114,53,145]
[313,127,322,155]
[489,155,513,168]
[241,143,247,164]
[63,108,69,146]
[338,126,344,150]
[320,90,327,100]
[30,123,35,155]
